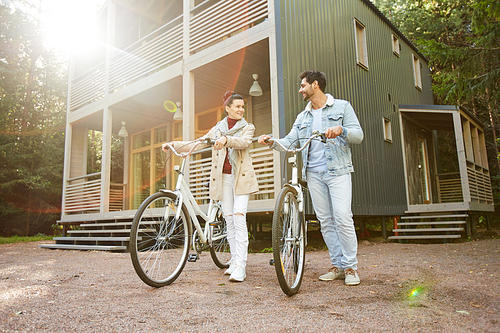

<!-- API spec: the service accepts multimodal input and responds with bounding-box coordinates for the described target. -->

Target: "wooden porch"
[392,105,494,241]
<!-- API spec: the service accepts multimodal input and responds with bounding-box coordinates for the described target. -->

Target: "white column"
[61,49,77,219]
[99,0,116,213]
[123,136,129,210]
[182,0,193,59]
[268,26,282,198]
[182,71,195,141]
[100,107,112,213]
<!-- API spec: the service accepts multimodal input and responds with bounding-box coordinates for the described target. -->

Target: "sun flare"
[40,0,103,56]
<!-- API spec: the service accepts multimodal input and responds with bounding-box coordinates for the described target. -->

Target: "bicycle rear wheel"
[129,191,191,287]
[209,204,230,269]
[272,187,305,296]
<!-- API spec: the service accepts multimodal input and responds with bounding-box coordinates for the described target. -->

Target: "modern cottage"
[41,0,494,251]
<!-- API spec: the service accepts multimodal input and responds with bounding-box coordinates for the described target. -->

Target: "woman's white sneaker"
[229,265,246,282]
[224,262,236,275]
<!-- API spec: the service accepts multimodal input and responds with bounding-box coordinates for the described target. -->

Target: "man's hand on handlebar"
[258,134,272,145]
[324,126,343,139]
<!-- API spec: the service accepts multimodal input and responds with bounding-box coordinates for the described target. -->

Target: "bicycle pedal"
[188,254,199,262]
[269,259,274,266]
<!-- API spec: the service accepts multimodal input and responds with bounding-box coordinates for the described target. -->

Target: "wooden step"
[401,214,468,220]
[38,244,127,251]
[80,221,133,228]
[67,229,147,234]
[398,221,466,226]
[53,237,133,242]
[392,228,464,233]
[388,235,462,240]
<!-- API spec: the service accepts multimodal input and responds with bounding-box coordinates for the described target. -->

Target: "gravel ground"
[1,236,499,332]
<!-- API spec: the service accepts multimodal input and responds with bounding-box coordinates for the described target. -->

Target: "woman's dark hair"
[299,70,326,92]
[222,91,244,109]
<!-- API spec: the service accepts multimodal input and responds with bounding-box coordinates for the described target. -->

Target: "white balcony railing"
[69,64,105,111]
[108,17,183,93]
[190,0,268,53]
[69,0,269,111]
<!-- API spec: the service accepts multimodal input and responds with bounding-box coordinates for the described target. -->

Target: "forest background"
[0,0,499,236]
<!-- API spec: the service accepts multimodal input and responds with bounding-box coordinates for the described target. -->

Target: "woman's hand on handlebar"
[213,136,227,150]
[162,142,171,153]
[258,134,273,145]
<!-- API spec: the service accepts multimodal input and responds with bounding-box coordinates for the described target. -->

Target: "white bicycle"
[129,138,230,287]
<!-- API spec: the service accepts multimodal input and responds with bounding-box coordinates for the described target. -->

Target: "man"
[258,70,364,285]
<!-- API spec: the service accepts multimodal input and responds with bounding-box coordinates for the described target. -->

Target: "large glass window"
[131,125,169,209]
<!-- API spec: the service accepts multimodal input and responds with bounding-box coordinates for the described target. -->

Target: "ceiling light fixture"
[249,74,263,96]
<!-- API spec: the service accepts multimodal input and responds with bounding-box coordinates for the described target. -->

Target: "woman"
[162,92,259,282]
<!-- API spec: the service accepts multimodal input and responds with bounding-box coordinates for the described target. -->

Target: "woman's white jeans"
[306,172,358,270]
[220,174,249,267]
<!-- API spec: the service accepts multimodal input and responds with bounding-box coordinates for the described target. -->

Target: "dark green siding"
[274,0,434,216]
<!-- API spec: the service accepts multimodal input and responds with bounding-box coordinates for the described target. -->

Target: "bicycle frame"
[272,131,326,233]
[163,140,222,246]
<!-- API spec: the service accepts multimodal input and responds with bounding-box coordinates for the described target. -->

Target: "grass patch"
[0,234,53,245]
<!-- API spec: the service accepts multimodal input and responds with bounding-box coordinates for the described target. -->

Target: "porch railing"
[436,172,463,203]
[63,141,275,215]
[64,173,126,214]
[467,161,494,204]
[436,162,494,205]
[188,140,274,204]
[64,173,102,214]
[110,183,126,212]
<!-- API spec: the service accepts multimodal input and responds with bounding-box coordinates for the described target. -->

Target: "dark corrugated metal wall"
[275,0,434,216]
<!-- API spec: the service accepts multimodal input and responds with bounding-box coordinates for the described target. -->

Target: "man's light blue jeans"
[306,172,358,270]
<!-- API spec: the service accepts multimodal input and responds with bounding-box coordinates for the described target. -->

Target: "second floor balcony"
[69,0,270,112]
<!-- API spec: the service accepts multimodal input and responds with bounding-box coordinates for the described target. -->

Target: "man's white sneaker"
[344,268,360,285]
[229,265,246,282]
[224,262,236,275]
[319,266,345,281]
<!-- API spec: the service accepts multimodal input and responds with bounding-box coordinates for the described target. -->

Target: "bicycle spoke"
[273,187,305,296]
[130,192,191,287]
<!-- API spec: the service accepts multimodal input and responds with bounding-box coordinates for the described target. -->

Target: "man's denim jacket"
[272,94,364,180]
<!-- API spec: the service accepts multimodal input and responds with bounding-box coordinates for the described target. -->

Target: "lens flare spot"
[164,100,177,113]
[409,287,422,298]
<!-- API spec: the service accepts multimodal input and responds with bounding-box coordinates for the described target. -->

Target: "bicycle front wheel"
[209,204,230,269]
[129,191,191,287]
[272,187,306,296]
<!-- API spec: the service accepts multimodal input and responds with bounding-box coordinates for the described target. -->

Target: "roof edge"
[399,104,484,128]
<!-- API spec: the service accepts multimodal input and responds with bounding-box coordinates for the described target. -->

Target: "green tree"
[0,2,66,236]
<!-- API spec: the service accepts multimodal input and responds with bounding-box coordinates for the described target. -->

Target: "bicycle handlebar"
[165,137,215,158]
[266,131,327,153]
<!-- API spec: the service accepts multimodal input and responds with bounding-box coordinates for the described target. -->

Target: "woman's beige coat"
[169,122,259,200]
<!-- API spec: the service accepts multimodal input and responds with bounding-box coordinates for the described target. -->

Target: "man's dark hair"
[299,70,326,92]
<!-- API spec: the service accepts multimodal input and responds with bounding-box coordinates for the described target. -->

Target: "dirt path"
[1,238,499,332]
